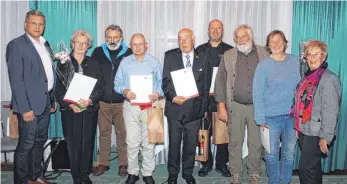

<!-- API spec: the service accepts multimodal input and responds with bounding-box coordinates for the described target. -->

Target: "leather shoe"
[182,175,196,184]
[125,174,139,184]
[92,165,109,176]
[143,176,155,184]
[198,165,212,177]
[81,176,93,184]
[118,165,128,176]
[167,175,177,184]
[28,178,52,184]
[215,166,231,177]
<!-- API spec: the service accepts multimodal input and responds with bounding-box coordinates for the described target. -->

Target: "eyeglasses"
[307,53,324,58]
[26,21,45,27]
[73,41,89,46]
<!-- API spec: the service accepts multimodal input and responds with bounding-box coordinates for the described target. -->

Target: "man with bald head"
[196,19,233,177]
[162,28,211,184]
[114,33,163,184]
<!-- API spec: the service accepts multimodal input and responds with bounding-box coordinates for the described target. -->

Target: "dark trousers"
[61,110,98,183]
[201,113,229,168]
[14,96,51,184]
[298,132,323,184]
[167,118,200,177]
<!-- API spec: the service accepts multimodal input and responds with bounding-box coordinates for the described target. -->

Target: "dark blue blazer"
[6,34,56,115]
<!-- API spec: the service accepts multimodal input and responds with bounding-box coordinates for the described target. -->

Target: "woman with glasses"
[55,29,102,184]
[253,30,301,184]
[292,40,341,184]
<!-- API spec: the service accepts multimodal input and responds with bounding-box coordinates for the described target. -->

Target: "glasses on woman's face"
[73,41,89,47]
[306,52,324,59]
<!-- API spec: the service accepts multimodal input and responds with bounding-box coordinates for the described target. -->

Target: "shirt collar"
[183,50,194,59]
[26,33,46,45]
[132,53,149,62]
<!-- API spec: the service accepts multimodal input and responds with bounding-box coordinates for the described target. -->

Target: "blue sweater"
[253,54,301,125]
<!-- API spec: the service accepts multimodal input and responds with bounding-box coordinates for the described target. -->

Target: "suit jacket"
[6,34,56,115]
[162,48,211,123]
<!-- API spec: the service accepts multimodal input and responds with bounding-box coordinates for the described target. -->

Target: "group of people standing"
[6,10,341,184]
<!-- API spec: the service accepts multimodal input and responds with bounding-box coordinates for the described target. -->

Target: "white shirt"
[26,33,54,91]
[182,50,194,68]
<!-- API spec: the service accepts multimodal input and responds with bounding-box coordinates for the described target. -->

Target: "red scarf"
[290,62,327,131]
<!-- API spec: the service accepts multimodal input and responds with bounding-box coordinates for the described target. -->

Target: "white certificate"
[209,67,218,95]
[130,75,152,105]
[260,127,271,154]
[63,73,97,104]
[170,68,199,98]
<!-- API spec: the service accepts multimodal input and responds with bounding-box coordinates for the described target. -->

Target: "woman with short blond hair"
[292,40,341,184]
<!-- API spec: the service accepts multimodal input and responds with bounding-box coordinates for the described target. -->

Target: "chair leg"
[4,151,8,169]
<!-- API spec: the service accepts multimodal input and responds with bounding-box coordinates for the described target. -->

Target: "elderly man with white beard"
[92,24,132,177]
[214,24,269,184]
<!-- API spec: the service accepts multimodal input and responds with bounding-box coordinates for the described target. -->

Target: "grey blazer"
[295,69,341,144]
[6,34,56,115]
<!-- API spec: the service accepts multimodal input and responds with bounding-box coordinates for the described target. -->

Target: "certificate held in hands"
[209,67,218,95]
[63,73,97,108]
[170,68,199,98]
[130,75,153,105]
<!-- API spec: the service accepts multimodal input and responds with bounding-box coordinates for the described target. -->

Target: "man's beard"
[209,35,222,42]
[107,41,121,50]
[236,41,253,53]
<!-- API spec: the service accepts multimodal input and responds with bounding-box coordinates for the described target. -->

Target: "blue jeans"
[264,114,297,184]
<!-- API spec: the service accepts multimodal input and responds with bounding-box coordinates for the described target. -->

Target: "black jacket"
[91,43,132,103]
[196,41,233,112]
[162,48,211,123]
[55,54,103,111]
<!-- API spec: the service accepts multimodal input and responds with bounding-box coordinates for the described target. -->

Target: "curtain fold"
[291,1,347,172]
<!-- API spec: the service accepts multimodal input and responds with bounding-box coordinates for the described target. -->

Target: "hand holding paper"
[260,126,271,154]
[170,68,199,98]
[130,75,153,105]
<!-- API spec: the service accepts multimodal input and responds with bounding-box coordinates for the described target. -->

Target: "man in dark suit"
[162,28,211,184]
[6,10,57,184]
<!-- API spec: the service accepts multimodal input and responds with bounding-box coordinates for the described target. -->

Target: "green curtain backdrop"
[29,0,97,138]
[291,1,347,172]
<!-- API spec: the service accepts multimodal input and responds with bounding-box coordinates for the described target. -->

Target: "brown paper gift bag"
[147,103,164,144]
[195,117,210,162]
[212,112,229,144]
[9,109,19,138]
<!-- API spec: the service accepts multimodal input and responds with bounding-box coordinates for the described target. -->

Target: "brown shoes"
[118,165,128,176]
[28,178,52,184]
[92,164,110,176]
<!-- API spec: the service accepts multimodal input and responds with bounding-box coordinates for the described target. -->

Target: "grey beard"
[236,42,253,54]
[107,42,120,50]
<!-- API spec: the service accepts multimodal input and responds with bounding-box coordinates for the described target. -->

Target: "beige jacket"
[214,45,269,123]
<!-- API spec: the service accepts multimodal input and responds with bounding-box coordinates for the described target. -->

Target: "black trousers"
[298,132,323,184]
[201,113,229,168]
[167,118,200,177]
[14,95,51,184]
[61,110,98,183]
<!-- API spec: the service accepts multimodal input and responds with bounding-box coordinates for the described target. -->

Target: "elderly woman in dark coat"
[291,40,341,184]
[55,29,102,184]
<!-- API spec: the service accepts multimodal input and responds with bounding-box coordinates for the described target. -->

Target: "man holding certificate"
[162,28,211,184]
[114,33,163,184]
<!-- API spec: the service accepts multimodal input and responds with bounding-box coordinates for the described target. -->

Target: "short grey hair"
[233,24,254,41]
[70,29,93,48]
[105,24,123,38]
[25,10,45,23]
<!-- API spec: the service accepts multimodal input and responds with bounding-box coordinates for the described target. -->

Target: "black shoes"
[198,165,213,177]
[125,174,139,184]
[182,175,196,184]
[167,175,177,184]
[215,166,231,177]
[143,176,155,184]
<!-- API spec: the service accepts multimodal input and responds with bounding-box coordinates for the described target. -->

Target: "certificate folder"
[63,73,97,105]
[170,68,199,98]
